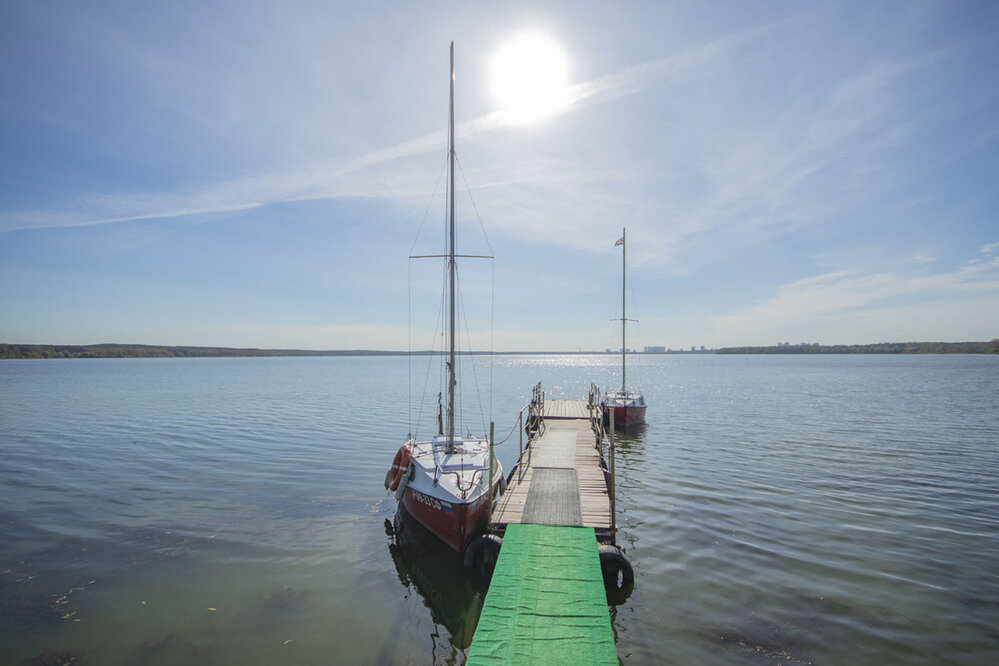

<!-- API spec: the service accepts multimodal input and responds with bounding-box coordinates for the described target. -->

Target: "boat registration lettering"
[413,489,445,511]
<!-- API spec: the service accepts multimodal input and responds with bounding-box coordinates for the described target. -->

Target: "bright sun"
[490,32,570,124]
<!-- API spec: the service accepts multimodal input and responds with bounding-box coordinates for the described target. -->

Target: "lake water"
[1,354,997,665]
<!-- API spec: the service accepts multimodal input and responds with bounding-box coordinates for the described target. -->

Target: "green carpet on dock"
[466,523,617,665]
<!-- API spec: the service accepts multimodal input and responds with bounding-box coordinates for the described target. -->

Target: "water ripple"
[1,354,997,664]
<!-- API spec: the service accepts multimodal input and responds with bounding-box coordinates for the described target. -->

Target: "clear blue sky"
[1,1,997,350]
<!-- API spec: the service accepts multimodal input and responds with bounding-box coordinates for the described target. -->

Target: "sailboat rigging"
[602,227,647,428]
[383,43,504,552]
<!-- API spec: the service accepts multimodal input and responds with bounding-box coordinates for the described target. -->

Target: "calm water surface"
[1,354,997,664]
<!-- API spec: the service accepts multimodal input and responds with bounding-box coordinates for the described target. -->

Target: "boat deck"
[490,400,612,535]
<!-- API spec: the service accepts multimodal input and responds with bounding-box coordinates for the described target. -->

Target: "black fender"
[598,544,634,603]
[464,534,503,582]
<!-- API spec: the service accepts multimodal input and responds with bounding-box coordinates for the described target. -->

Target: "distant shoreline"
[2,340,997,359]
[717,340,998,355]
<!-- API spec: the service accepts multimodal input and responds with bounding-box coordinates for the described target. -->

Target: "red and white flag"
[615,236,624,246]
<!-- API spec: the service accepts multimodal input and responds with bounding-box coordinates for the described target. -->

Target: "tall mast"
[620,226,626,394]
[447,42,456,451]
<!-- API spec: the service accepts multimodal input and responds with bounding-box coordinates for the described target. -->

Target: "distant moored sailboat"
[602,227,647,428]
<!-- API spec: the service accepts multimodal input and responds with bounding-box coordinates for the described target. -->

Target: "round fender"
[598,544,634,602]
[464,534,503,581]
[384,445,413,491]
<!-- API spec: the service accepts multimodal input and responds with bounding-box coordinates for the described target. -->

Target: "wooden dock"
[468,391,621,664]
[539,398,591,419]
[490,400,613,538]
[465,524,617,665]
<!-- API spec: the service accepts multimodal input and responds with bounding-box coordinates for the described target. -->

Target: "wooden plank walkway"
[470,397,618,664]
[491,401,612,531]
[541,399,590,419]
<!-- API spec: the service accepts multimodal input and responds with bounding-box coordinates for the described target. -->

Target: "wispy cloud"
[712,253,999,344]
[666,51,943,253]
[0,22,780,235]
[565,21,782,114]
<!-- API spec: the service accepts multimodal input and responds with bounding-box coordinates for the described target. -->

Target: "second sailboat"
[602,227,647,428]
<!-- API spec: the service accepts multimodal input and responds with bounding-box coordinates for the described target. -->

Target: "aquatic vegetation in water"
[714,631,815,665]
[0,526,200,635]
[705,591,909,665]
[132,631,219,664]
[257,585,310,619]
[0,558,96,629]
[18,651,83,666]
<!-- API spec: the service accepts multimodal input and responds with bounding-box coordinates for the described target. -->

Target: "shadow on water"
[613,423,649,453]
[609,422,648,448]
[385,506,486,658]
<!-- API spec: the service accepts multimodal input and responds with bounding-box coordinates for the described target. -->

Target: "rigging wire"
[454,152,495,428]
[455,154,495,256]
[490,258,494,426]
[407,125,498,444]
[407,142,448,439]
[412,259,448,441]
[409,159,449,257]
[628,245,641,384]
[408,259,411,436]
[456,266,489,438]
[457,295,464,478]
[438,257,447,436]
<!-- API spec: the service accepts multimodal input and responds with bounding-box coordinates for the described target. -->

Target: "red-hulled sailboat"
[603,227,647,428]
[383,43,504,553]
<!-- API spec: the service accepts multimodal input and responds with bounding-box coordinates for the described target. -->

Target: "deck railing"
[499,381,546,485]
[588,381,605,442]
[589,380,616,539]
[517,381,544,481]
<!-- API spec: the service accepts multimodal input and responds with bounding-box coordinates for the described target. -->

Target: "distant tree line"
[0,344,409,359]
[716,340,999,354]
[3,340,998,359]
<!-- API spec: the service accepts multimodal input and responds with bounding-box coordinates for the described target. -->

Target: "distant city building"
[644,345,666,353]
[700,345,706,351]
[690,346,695,352]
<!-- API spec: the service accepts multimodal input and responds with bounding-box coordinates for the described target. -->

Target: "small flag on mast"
[615,236,624,246]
